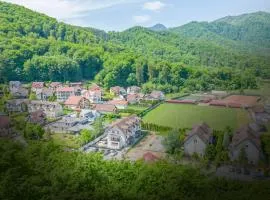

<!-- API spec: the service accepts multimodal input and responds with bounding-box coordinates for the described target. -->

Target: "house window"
[246,144,248,148]
[194,139,197,144]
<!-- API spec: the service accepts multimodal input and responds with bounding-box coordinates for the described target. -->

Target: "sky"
[3,0,270,31]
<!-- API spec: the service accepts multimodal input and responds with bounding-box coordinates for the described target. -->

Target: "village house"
[0,115,12,137]
[107,100,128,110]
[64,96,91,110]
[184,123,213,157]
[69,82,83,88]
[31,82,45,92]
[36,88,54,101]
[92,104,117,114]
[46,115,91,134]
[56,87,77,102]
[127,93,144,104]
[47,116,80,133]
[89,83,101,91]
[28,110,46,125]
[229,125,262,165]
[127,86,141,94]
[146,90,165,101]
[28,101,63,118]
[82,89,102,103]
[9,81,29,98]
[79,109,100,122]
[49,82,62,91]
[106,115,141,149]
[6,99,29,112]
[110,86,126,96]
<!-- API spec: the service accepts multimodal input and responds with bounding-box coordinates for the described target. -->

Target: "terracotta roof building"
[92,104,117,114]
[64,96,90,110]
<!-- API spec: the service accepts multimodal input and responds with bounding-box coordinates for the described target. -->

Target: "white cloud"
[2,0,140,20]
[133,15,151,23]
[143,1,165,11]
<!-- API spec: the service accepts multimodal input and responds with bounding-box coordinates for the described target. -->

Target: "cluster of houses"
[3,81,157,141]
[183,119,269,166]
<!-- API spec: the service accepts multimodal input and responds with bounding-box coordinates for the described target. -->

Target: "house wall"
[230,140,260,165]
[184,135,207,157]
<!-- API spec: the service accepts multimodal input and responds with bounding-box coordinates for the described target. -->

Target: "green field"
[143,103,251,131]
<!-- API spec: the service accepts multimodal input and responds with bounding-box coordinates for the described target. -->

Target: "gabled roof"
[231,125,261,149]
[143,152,159,162]
[50,82,62,88]
[108,115,140,134]
[89,83,101,91]
[107,100,128,106]
[93,104,116,112]
[64,96,86,106]
[185,123,213,144]
[32,82,44,88]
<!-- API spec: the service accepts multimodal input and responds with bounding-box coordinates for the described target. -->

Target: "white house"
[56,87,76,102]
[82,89,102,103]
[106,115,141,149]
[229,125,261,165]
[184,123,213,157]
[127,86,141,94]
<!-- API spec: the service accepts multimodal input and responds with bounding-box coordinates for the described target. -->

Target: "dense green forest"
[1,139,270,200]
[0,1,269,92]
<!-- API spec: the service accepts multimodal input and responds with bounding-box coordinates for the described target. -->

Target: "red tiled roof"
[32,82,44,88]
[64,96,84,106]
[56,87,75,92]
[107,100,128,106]
[143,152,159,162]
[50,82,62,88]
[89,83,101,91]
[93,104,116,112]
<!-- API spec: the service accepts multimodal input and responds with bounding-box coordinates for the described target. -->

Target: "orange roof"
[143,152,159,162]
[64,96,84,106]
[107,100,128,106]
[32,82,44,88]
[93,104,116,112]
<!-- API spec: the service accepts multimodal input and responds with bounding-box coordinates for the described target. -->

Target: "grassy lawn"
[127,105,149,111]
[143,103,251,131]
[50,133,80,149]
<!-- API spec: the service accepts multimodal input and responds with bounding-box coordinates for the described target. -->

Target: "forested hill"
[0,1,269,92]
[170,11,270,49]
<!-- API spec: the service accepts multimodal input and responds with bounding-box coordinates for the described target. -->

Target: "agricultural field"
[143,103,251,131]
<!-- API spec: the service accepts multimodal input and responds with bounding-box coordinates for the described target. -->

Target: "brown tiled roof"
[107,100,128,106]
[89,83,101,91]
[64,96,85,106]
[93,104,116,112]
[127,94,138,102]
[0,116,10,129]
[185,123,213,144]
[231,125,261,149]
[32,82,44,88]
[143,152,159,162]
[109,115,140,133]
